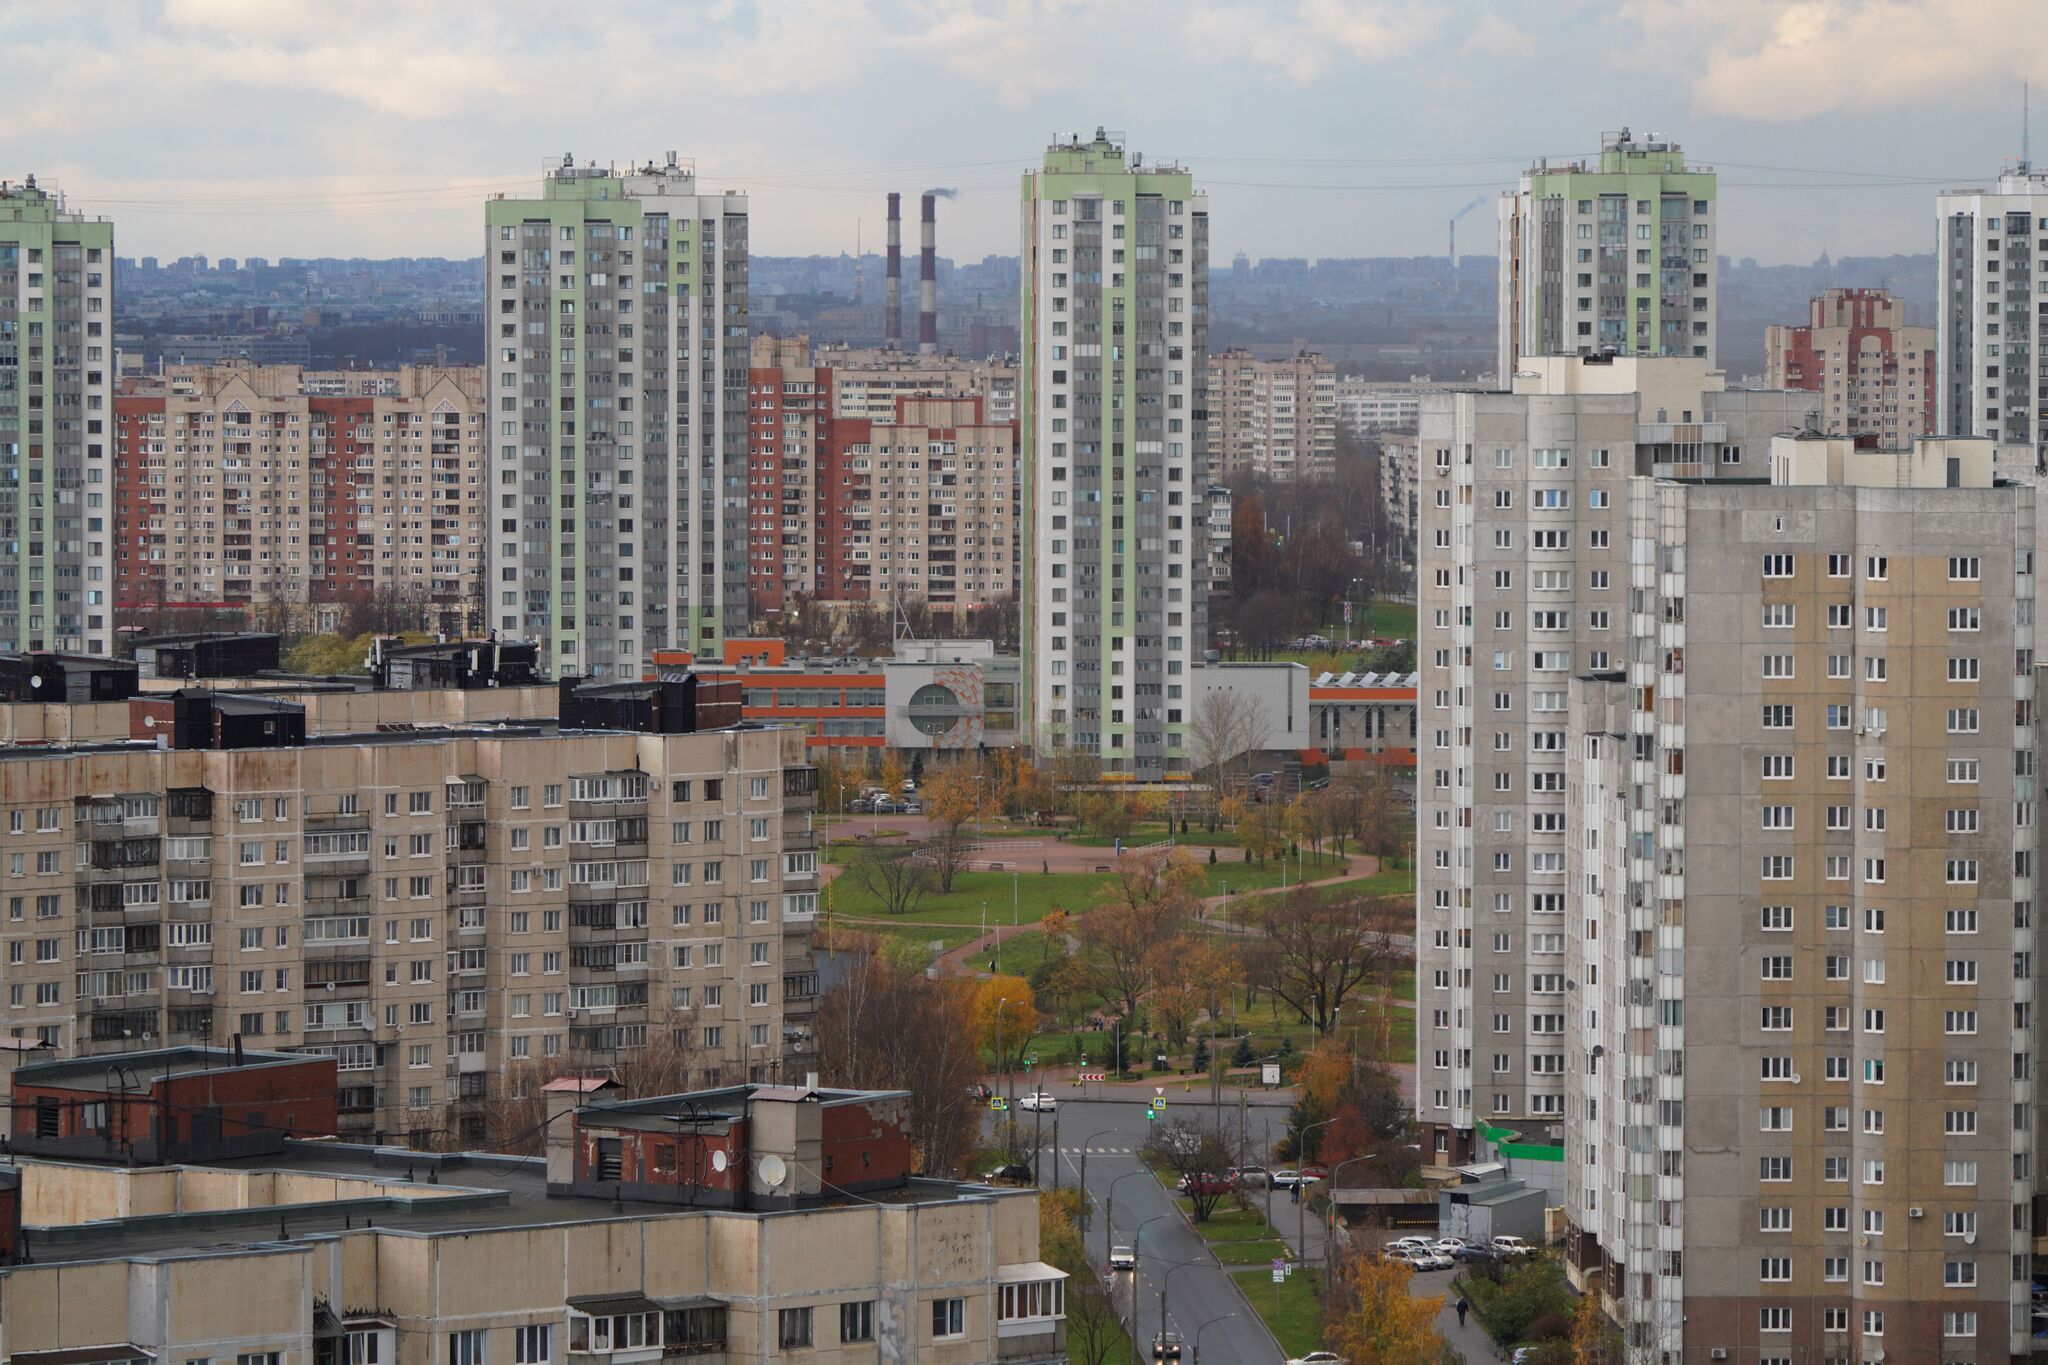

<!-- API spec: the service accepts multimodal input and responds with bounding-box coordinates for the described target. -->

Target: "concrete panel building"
[0,687,820,1146]
[0,1097,1065,1365]
[487,155,749,676]
[1562,435,2032,1364]
[1021,130,1210,774]
[1497,129,1717,381]
[113,364,486,634]
[1205,348,1337,481]
[1415,356,1809,1166]
[1936,165,2048,469]
[0,177,115,656]
[1764,288,1935,444]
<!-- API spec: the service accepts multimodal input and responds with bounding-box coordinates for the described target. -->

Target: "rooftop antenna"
[2025,80,2033,172]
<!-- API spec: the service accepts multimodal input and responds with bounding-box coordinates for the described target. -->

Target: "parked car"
[1151,1331,1184,1360]
[1108,1245,1137,1272]
[1017,1091,1057,1112]
[1432,1236,1472,1256]
[900,799,923,815]
[967,1083,992,1101]
[987,1163,1034,1185]
[1452,1243,1499,1264]
[1491,1235,1535,1257]
[1408,1247,1453,1270]
[1176,1173,1234,1196]
[1228,1165,1272,1186]
[1388,1236,1435,1251]
[1299,1166,1329,1182]
[1270,1169,1320,1190]
[1379,1246,1423,1268]
[869,797,898,814]
[1286,1354,1346,1365]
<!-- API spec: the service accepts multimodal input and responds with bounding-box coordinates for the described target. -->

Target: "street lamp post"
[1130,1214,1175,1365]
[995,998,1007,1107]
[1292,1115,1339,1274]
[1103,1168,1149,1254]
[1324,1154,1378,1277]
[1191,1311,1237,1365]
[1156,1259,1205,1357]
[1075,1126,1123,1216]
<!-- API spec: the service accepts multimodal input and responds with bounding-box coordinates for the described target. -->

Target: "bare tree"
[1074,849,1201,1023]
[1142,1117,1243,1223]
[816,957,982,1176]
[1063,1279,1126,1365]
[1187,686,1265,805]
[1260,886,1411,1034]
[843,843,934,917]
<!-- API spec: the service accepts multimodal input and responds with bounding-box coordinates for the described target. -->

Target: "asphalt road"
[991,1097,1288,1365]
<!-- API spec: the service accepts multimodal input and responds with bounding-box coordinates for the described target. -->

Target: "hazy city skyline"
[10,0,2043,265]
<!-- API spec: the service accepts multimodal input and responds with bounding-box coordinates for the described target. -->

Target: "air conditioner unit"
[1710,1350,1728,1360]
[1908,1206,1925,1218]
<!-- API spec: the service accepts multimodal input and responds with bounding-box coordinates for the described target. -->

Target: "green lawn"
[1231,1266,1325,1358]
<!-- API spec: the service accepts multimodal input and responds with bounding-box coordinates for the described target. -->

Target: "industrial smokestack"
[919,192,938,355]
[885,192,903,350]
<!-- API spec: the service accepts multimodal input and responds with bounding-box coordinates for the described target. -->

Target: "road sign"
[1154,1086,1165,1097]
[1343,601,1353,624]
[1079,1072,1105,1082]
[1261,1062,1282,1087]
[1271,1258,1286,1283]
[989,1097,1008,1112]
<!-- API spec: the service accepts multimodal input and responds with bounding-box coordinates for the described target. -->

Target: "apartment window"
[777,1308,812,1350]
[1761,554,1795,578]
[449,1332,486,1365]
[1758,1206,1791,1231]
[840,1302,875,1344]
[1758,1307,1791,1332]
[1945,1310,1979,1337]
[1945,1159,1978,1185]
[930,1298,965,1339]
[1758,1258,1791,1282]
[513,1326,552,1365]
[1950,555,1981,580]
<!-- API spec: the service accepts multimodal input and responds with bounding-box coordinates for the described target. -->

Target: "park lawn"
[828,869,1103,926]
[1231,1266,1325,1359]
[1066,825,1246,849]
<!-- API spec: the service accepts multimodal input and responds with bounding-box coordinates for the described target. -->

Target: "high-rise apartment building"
[0,177,114,655]
[1564,434,2032,1364]
[1764,288,1935,443]
[0,686,820,1145]
[1205,348,1337,481]
[1415,355,1808,1163]
[1936,165,2048,465]
[113,364,486,633]
[745,362,1019,618]
[1020,130,1209,773]
[487,156,749,677]
[1497,129,1717,381]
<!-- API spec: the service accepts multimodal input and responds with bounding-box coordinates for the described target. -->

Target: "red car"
[1177,1173,1235,1196]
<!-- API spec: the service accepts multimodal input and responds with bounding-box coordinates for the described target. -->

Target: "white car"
[1491,1234,1535,1256]
[1410,1248,1453,1270]
[1269,1169,1321,1189]
[1017,1092,1057,1112]
[1433,1237,1471,1257]
[1286,1355,1347,1365]
[1108,1245,1136,1272]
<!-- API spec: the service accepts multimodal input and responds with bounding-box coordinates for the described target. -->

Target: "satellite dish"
[757,1154,788,1188]
[711,1150,728,1173]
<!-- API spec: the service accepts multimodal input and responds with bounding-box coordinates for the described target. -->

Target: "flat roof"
[16,1046,319,1091]
[13,1140,1023,1268]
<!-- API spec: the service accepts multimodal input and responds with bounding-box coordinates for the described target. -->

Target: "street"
[991,1097,1287,1365]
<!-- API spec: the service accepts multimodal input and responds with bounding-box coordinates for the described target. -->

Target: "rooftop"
[13,1140,1022,1268]
[14,1045,318,1093]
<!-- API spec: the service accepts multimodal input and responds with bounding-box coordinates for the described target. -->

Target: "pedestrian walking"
[1455,1297,1469,1328]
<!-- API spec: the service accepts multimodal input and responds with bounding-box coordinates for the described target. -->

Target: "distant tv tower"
[853,218,864,304]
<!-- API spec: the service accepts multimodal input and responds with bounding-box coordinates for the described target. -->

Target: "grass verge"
[1231,1266,1325,1358]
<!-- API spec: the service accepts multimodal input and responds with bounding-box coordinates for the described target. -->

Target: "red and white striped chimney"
[884,192,903,349]
[918,192,937,355]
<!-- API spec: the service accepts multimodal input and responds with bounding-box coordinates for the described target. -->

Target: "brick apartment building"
[1764,288,1934,444]
[112,363,486,634]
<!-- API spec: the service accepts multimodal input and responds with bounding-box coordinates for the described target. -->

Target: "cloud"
[1186,0,1434,82]
[1460,14,1533,57]
[1626,0,2045,120]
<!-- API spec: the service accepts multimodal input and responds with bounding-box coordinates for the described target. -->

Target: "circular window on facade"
[906,682,965,736]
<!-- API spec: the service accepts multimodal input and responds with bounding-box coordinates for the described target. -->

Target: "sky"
[6,0,2046,266]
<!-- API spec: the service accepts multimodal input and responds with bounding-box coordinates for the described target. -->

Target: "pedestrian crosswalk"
[1057,1146,1139,1155]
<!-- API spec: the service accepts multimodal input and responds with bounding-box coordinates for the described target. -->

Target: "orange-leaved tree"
[1325,1251,1446,1365]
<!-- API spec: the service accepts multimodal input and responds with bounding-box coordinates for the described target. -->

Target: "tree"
[816,751,865,817]
[920,763,982,893]
[1569,1284,1622,1365]
[842,843,933,917]
[1141,1117,1242,1222]
[1324,1252,1446,1365]
[970,975,1040,1069]
[879,751,908,801]
[1187,687,1265,803]
[1350,764,1409,866]
[1074,849,1202,1023]
[1063,1279,1125,1365]
[815,957,982,1175]
[1259,886,1409,1034]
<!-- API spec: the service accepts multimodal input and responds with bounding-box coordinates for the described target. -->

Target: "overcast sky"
[8,0,2044,266]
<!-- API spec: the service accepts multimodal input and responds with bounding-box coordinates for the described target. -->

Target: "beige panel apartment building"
[0,1133,1065,1365]
[1763,288,1934,444]
[1206,348,1336,481]
[0,709,820,1145]
[113,363,486,633]
[1415,356,1811,1164]
[1563,434,2032,1363]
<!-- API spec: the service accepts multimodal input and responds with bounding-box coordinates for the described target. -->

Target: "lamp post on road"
[1324,1154,1378,1277]
[1156,1259,1206,1359]
[1130,1214,1176,1365]
[1292,1115,1339,1273]
[1191,1311,1237,1365]
[1103,1168,1149,1253]
[1076,1126,1124,1213]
